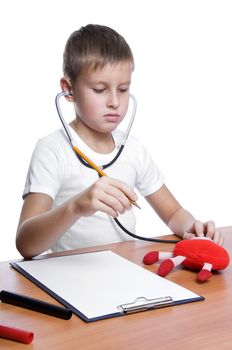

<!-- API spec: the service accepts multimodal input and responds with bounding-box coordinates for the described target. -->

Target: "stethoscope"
[55,91,178,244]
[55,91,136,170]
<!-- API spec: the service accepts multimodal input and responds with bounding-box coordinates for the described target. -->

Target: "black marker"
[0,290,72,320]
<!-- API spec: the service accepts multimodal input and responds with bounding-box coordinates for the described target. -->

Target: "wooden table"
[0,232,232,350]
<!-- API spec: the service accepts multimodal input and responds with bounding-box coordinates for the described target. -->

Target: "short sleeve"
[23,137,65,199]
[135,142,164,197]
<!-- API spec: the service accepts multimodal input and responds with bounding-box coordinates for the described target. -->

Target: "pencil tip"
[132,201,141,209]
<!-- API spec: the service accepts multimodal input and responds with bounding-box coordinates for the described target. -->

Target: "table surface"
[0,231,232,350]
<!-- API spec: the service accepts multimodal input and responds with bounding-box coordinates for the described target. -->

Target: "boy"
[16,24,223,259]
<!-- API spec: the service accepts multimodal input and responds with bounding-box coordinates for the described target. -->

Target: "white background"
[0,0,232,261]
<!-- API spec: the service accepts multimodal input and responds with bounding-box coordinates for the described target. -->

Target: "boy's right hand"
[72,176,138,218]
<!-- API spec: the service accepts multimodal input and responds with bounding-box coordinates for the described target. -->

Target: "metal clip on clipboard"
[118,296,173,314]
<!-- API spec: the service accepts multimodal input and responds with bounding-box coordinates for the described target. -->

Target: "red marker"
[0,324,34,344]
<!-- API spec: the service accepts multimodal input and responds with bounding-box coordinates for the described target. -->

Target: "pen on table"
[0,324,34,344]
[0,290,72,320]
[72,145,141,209]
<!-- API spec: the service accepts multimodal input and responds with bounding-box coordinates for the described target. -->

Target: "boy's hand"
[183,220,224,246]
[72,176,138,218]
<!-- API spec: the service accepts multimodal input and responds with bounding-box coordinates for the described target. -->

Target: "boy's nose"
[107,92,120,109]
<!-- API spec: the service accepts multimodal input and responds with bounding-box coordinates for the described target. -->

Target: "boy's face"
[71,61,133,135]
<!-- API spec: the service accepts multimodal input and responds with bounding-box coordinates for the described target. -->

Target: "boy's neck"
[69,120,115,154]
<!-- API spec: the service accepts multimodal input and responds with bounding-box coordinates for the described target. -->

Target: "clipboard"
[10,250,204,322]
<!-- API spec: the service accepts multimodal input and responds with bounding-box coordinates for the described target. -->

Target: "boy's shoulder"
[37,128,67,147]
[33,129,69,157]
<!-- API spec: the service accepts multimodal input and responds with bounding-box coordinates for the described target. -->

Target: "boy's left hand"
[183,220,224,246]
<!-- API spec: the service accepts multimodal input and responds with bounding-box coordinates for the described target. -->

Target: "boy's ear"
[60,78,73,101]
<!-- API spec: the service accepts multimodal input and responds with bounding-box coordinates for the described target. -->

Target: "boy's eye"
[119,88,129,92]
[92,86,129,93]
[93,88,106,93]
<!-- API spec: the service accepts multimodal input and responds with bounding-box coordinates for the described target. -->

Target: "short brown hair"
[63,24,134,83]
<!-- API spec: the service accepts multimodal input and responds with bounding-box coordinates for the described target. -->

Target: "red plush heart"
[174,239,230,271]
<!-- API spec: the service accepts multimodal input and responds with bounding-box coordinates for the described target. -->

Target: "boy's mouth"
[104,114,121,122]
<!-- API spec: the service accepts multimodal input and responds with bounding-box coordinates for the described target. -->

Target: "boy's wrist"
[66,198,82,221]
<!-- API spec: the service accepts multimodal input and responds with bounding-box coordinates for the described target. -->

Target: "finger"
[183,232,196,240]
[80,189,119,218]
[99,192,127,215]
[97,177,137,211]
[86,180,124,217]
[104,186,132,211]
[95,178,132,213]
[194,220,205,237]
[210,230,224,246]
[218,235,224,247]
[107,177,138,203]
[203,220,215,239]
[95,200,119,218]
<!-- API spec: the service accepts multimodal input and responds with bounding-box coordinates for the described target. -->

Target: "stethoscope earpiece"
[63,91,72,97]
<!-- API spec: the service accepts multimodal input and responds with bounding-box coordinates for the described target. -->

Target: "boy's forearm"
[16,200,80,259]
[167,207,196,238]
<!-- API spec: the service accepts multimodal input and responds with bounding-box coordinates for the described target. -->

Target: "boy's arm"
[16,193,82,259]
[145,184,223,245]
[16,177,138,259]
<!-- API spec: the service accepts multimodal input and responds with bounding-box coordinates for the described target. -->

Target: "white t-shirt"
[23,128,164,252]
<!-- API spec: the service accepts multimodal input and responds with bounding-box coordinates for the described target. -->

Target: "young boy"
[16,24,223,259]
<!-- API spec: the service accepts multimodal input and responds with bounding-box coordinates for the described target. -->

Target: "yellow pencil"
[72,145,141,209]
